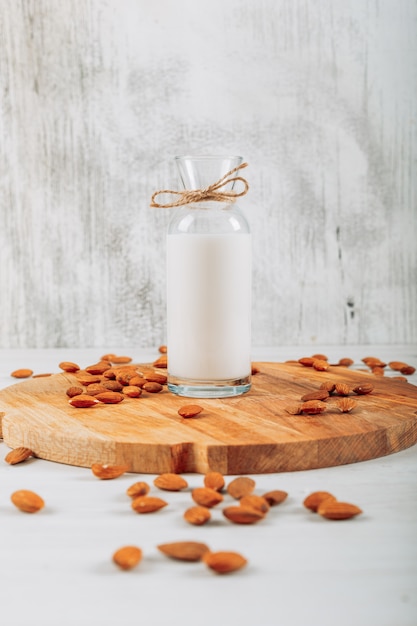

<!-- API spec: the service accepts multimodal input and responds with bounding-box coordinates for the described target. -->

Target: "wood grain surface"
[1,362,416,474]
[0,1,416,350]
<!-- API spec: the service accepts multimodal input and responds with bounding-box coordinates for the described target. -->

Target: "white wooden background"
[0,0,416,349]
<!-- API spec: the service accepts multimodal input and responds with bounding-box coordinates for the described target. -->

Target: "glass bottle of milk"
[166,155,251,398]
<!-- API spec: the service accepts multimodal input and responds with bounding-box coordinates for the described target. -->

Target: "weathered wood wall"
[0,0,416,349]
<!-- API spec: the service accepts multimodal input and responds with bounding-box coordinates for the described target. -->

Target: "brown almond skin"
[5,447,33,465]
[203,551,247,574]
[131,496,168,514]
[84,384,109,396]
[126,481,150,498]
[158,541,209,562]
[400,365,416,375]
[262,489,288,506]
[303,491,337,512]
[334,383,351,396]
[204,471,225,492]
[153,473,188,491]
[58,361,80,372]
[66,386,84,398]
[112,546,143,570]
[122,385,142,398]
[11,368,33,378]
[142,382,163,393]
[338,358,354,367]
[240,494,270,514]
[298,357,315,367]
[91,463,129,479]
[11,489,44,513]
[336,398,358,413]
[352,383,374,395]
[75,374,102,386]
[178,404,203,418]
[191,487,224,508]
[319,381,336,393]
[183,506,211,526]
[69,395,99,408]
[102,380,124,392]
[95,391,124,404]
[226,476,256,499]
[153,355,168,368]
[312,359,329,371]
[85,362,111,375]
[301,390,329,402]
[317,501,363,520]
[223,505,265,524]
[300,400,327,414]
[144,371,167,384]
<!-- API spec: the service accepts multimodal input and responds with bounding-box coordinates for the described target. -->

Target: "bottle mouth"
[174,156,243,190]
[174,155,243,161]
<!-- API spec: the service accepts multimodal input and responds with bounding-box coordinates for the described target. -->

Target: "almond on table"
[157,541,209,562]
[112,546,143,570]
[203,551,248,574]
[11,368,33,378]
[5,447,34,465]
[153,473,188,491]
[11,489,44,513]
[91,463,129,479]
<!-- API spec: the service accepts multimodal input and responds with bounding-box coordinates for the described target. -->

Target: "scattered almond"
[110,356,133,364]
[11,368,33,379]
[284,403,303,415]
[183,506,211,526]
[5,447,33,465]
[95,391,124,404]
[338,358,354,367]
[58,361,80,373]
[334,383,350,396]
[66,386,84,398]
[142,382,163,393]
[388,361,408,371]
[153,473,188,491]
[157,541,209,562]
[319,381,336,393]
[84,383,108,396]
[131,496,168,514]
[203,551,247,574]
[126,481,150,498]
[75,374,102,386]
[223,505,265,524]
[128,375,146,388]
[178,404,203,418]
[191,487,224,508]
[11,489,44,513]
[300,400,327,414]
[204,471,225,492]
[158,345,167,354]
[152,355,168,369]
[91,463,129,479]
[102,380,124,392]
[144,371,167,384]
[122,385,142,398]
[240,494,270,514]
[298,357,315,367]
[69,395,99,408]
[303,491,337,512]
[312,353,328,361]
[262,489,288,506]
[335,398,358,413]
[362,357,386,368]
[400,365,415,375]
[317,500,363,520]
[227,476,256,499]
[312,359,329,371]
[112,546,143,570]
[301,390,329,402]
[352,383,374,395]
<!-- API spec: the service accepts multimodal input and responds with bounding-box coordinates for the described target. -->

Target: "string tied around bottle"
[150,162,249,208]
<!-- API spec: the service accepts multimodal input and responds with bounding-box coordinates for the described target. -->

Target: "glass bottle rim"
[174,155,243,161]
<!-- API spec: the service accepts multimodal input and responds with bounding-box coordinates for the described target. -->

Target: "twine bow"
[150,162,249,208]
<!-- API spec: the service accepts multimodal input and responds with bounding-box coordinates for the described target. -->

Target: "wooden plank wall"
[0,0,416,349]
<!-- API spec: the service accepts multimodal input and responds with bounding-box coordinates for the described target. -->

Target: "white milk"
[167,233,252,381]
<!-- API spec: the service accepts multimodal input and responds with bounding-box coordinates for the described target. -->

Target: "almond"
[226,476,256,499]
[66,386,84,398]
[203,551,247,574]
[335,398,358,413]
[58,361,80,372]
[110,355,133,364]
[153,473,188,491]
[334,383,351,396]
[102,380,124,392]
[84,383,109,396]
[95,391,124,404]
[262,489,288,506]
[183,506,211,526]
[300,400,327,414]
[126,481,150,498]
[284,403,303,415]
[303,491,337,512]
[131,496,168,514]
[75,374,102,386]
[142,382,163,393]
[191,487,224,508]
[372,366,385,376]
[223,505,265,524]
[240,494,270,514]
[11,489,44,513]
[319,381,336,393]
[122,385,142,398]
[312,359,329,371]
[128,375,146,388]
[158,345,167,354]
[362,357,386,368]
[152,355,168,369]
[69,395,99,408]
[178,404,203,418]
[157,541,209,562]
[85,362,111,375]
[338,358,354,367]
[352,383,374,395]
[112,546,143,570]
[203,471,225,492]
[91,463,129,479]
[144,371,167,384]
[298,357,315,367]
[11,368,33,378]
[5,447,33,465]
[312,353,328,361]
[301,390,329,402]
[400,365,416,375]
[317,500,363,520]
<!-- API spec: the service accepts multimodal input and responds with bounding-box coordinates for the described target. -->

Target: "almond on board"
[153,473,188,491]
[91,463,129,479]
[226,476,256,499]
[5,447,33,465]
[178,404,203,418]
[69,395,99,408]
[317,500,363,520]
[95,391,124,404]
[183,506,211,526]
[157,541,210,562]
[131,496,168,514]
[112,546,143,570]
[11,489,44,513]
[203,551,248,574]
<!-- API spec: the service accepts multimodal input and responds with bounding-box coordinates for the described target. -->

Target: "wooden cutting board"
[1,362,416,474]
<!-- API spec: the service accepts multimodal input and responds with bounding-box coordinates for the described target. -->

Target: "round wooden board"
[1,362,416,474]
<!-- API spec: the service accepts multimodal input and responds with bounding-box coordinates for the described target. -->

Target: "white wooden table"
[1,346,416,626]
